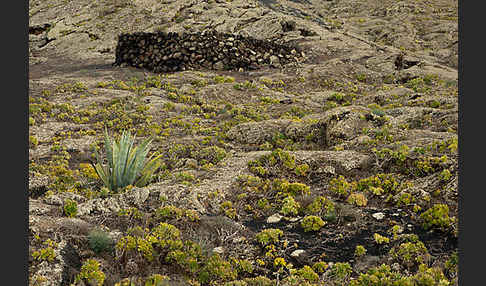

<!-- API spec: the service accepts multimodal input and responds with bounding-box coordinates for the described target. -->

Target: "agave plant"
[92,129,163,192]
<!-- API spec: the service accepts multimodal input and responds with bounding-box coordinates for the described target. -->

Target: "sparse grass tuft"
[88,229,114,254]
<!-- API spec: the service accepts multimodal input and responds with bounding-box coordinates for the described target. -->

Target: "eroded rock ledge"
[114,30,305,72]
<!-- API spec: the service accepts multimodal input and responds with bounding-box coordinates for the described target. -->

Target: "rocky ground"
[29,0,458,285]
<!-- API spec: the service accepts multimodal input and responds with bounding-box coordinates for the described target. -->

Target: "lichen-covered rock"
[285,119,326,145]
[321,106,373,146]
[29,174,50,198]
[29,200,56,216]
[43,194,64,206]
[387,106,458,133]
[77,187,150,216]
[266,213,283,224]
[226,119,293,145]
[293,150,373,173]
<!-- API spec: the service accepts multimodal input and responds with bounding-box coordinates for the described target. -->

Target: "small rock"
[185,158,198,168]
[372,212,385,220]
[212,246,224,254]
[232,236,246,243]
[322,165,335,174]
[269,55,280,67]
[290,249,306,257]
[213,61,225,70]
[109,231,124,241]
[391,262,401,271]
[29,200,54,216]
[125,259,139,275]
[63,192,85,202]
[43,194,63,206]
[266,213,283,224]
[389,87,413,97]
[281,20,296,32]
[29,174,50,192]
[179,84,194,94]
[354,255,381,273]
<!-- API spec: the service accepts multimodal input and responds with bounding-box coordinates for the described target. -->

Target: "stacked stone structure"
[115,30,304,72]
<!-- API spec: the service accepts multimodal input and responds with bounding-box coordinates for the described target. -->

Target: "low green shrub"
[199,253,237,284]
[420,204,454,231]
[355,245,367,257]
[256,229,283,246]
[329,175,355,198]
[301,215,325,232]
[305,196,336,221]
[280,196,300,216]
[32,239,57,262]
[75,259,105,286]
[329,262,353,284]
[312,261,328,273]
[374,233,390,244]
[144,274,171,286]
[156,205,184,220]
[347,192,368,206]
[349,264,406,286]
[194,145,227,165]
[63,199,78,218]
[293,265,319,282]
[389,241,430,269]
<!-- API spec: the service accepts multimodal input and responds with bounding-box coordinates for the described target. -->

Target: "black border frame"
[10,0,29,284]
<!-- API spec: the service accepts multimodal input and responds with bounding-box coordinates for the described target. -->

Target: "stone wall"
[114,30,305,72]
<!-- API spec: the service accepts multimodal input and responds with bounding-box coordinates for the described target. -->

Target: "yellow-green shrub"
[75,259,105,286]
[301,215,325,232]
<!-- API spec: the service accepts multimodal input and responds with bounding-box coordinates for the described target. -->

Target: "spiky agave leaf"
[114,131,135,189]
[122,145,140,186]
[135,153,163,187]
[93,128,120,191]
[92,157,109,190]
[124,137,153,185]
[103,127,115,190]
[111,131,120,189]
